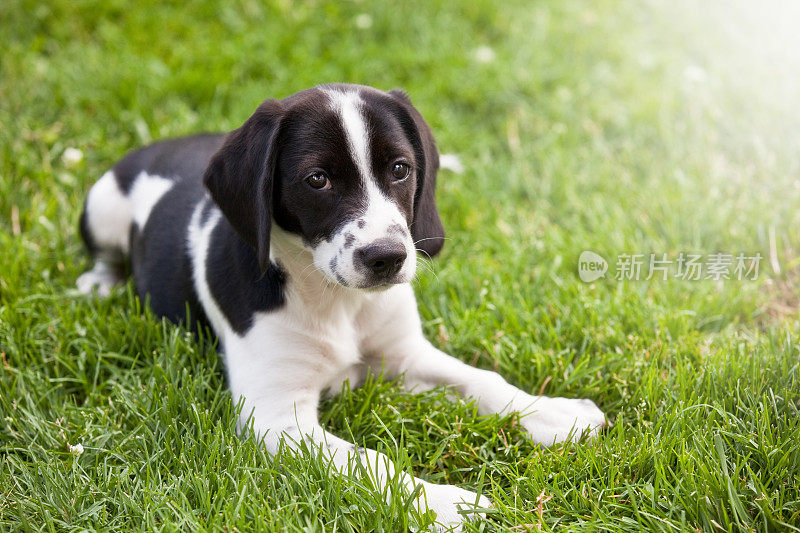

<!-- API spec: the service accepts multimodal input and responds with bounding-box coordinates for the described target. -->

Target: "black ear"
[389,89,445,258]
[203,100,284,273]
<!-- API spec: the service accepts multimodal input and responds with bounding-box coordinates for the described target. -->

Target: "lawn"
[2,0,799,531]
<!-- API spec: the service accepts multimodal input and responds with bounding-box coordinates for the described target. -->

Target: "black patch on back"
[114,134,224,193]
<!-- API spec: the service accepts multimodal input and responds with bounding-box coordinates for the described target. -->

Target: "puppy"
[77,84,605,530]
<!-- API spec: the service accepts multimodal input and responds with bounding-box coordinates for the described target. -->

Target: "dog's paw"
[517,395,606,445]
[416,481,491,532]
[76,265,122,297]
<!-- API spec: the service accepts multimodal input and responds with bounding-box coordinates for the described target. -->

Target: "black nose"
[357,240,407,278]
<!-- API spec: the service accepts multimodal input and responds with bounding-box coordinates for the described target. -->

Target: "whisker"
[420,262,437,280]
[298,262,320,283]
[415,254,439,282]
[413,236,452,245]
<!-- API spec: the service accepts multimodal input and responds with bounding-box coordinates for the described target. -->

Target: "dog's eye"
[305,172,331,190]
[391,162,410,180]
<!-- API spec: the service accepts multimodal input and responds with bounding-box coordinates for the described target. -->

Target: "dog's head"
[203,84,444,289]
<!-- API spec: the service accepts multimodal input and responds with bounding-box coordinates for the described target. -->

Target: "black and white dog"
[78,84,604,530]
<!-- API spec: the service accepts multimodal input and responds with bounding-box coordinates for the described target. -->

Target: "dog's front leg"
[376,335,606,445]
[222,332,489,531]
[397,340,605,444]
[362,289,605,445]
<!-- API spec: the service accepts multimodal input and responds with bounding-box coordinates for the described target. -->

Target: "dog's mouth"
[329,271,412,291]
[354,278,407,291]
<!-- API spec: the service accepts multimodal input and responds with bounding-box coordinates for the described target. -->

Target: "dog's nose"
[357,240,407,278]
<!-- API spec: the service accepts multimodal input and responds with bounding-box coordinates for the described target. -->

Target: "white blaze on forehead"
[322,88,372,181]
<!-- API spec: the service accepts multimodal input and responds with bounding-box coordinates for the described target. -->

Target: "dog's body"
[78,84,604,530]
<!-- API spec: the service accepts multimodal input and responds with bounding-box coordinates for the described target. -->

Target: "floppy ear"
[203,100,284,273]
[389,89,445,257]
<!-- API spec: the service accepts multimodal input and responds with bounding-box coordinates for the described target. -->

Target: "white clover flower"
[69,443,84,455]
[355,14,372,29]
[474,46,496,63]
[439,154,464,174]
[62,147,84,167]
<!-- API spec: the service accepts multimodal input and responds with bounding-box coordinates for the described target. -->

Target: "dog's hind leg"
[77,170,131,296]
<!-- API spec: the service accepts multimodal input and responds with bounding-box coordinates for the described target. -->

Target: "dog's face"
[204,84,445,289]
[273,88,420,288]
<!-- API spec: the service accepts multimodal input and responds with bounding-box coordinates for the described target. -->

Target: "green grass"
[2,0,800,530]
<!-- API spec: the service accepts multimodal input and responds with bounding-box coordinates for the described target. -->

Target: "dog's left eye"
[305,171,331,190]
[391,162,410,180]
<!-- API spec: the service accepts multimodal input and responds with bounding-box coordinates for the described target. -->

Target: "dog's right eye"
[305,172,331,190]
